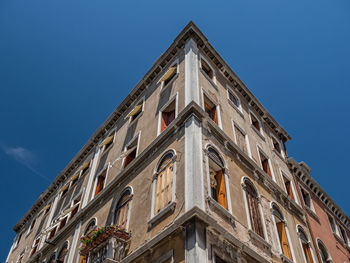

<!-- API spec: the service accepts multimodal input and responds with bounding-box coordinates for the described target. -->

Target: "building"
[5,21,349,263]
[289,159,350,262]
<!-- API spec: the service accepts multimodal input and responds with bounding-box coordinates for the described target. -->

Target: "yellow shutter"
[41,204,51,213]
[79,161,90,172]
[99,135,114,148]
[70,173,80,182]
[277,222,292,259]
[160,66,176,82]
[59,184,69,193]
[127,104,142,118]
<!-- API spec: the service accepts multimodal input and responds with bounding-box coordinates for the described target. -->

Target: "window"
[201,58,214,80]
[298,226,314,263]
[58,217,67,231]
[228,89,241,110]
[99,134,114,152]
[243,179,264,238]
[56,242,68,263]
[282,175,294,200]
[47,254,56,263]
[84,219,96,235]
[327,214,336,233]
[300,187,313,210]
[208,147,228,209]
[160,99,176,133]
[127,100,144,122]
[48,226,57,240]
[28,218,36,233]
[272,204,292,260]
[15,232,23,248]
[339,225,348,244]
[214,254,227,263]
[17,252,24,263]
[204,94,218,125]
[272,137,282,154]
[250,113,261,132]
[69,196,81,220]
[233,124,248,155]
[160,65,177,88]
[153,151,175,215]
[317,240,331,263]
[94,170,106,197]
[123,136,138,168]
[30,238,40,256]
[114,189,132,229]
[259,150,272,178]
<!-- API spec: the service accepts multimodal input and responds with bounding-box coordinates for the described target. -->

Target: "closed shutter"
[235,127,247,154]
[246,186,264,237]
[216,170,228,209]
[52,197,64,219]
[35,215,46,237]
[277,222,292,259]
[154,162,173,214]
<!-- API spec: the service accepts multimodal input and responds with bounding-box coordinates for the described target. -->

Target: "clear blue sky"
[1,0,349,261]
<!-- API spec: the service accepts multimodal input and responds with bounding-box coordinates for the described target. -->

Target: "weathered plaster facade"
[6,22,349,263]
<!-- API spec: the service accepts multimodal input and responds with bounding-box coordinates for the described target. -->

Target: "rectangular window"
[283,175,294,200]
[48,226,57,240]
[204,94,218,125]
[300,187,312,209]
[69,197,80,220]
[339,225,348,244]
[124,137,138,168]
[58,217,67,231]
[259,151,272,177]
[201,58,214,80]
[99,134,114,152]
[327,214,336,233]
[160,100,176,133]
[272,136,282,154]
[28,218,36,233]
[228,89,241,110]
[94,171,106,197]
[160,65,177,87]
[234,125,248,155]
[276,222,292,259]
[31,238,40,256]
[250,113,261,132]
[127,101,143,122]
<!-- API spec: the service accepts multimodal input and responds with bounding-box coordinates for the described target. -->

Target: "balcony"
[80,226,131,263]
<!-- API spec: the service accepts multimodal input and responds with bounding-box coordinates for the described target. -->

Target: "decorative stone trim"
[207,197,236,227]
[148,202,176,229]
[248,229,272,251]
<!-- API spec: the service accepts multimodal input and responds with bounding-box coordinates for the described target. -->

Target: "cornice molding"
[288,157,350,230]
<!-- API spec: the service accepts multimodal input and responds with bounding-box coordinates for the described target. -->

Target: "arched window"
[272,204,292,260]
[114,189,132,229]
[153,151,175,215]
[298,226,314,263]
[84,219,96,235]
[208,147,227,209]
[56,242,68,263]
[243,179,264,238]
[318,240,331,263]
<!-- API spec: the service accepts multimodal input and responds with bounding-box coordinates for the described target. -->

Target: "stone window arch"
[297,226,315,263]
[113,188,132,230]
[56,241,68,263]
[317,239,332,263]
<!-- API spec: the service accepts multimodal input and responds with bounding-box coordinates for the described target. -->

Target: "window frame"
[227,86,243,116]
[157,93,178,136]
[270,133,284,158]
[249,110,264,139]
[201,89,222,128]
[317,239,332,263]
[241,177,268,240]
[232,121,252,158]
[122,131,141,169]
[159,59,179,91]
[326,212,338,235]
[297,225,316,263]
[199,54,216,85]
[99,132,115,156]
[150,150,177,222]
[299,184,316,213]
[280,171,298,203]
[113,187,133,231]
[257,146,275,181]
[126,97,145,125]
[56,241,69,263]
[91,165,110,199]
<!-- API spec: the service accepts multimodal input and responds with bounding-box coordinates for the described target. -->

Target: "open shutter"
[216,170,228,209]
[79,256,87,263]
[52,197,64,219]
[303,244,314,263]
[277,222,292,259]
[285,181,294,200]
[165,162,173,206]
[62,187,74,209]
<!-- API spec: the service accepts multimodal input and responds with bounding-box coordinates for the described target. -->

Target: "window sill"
[248,229,272,251]
[128,111,144,127]
[200,68,218,90]
[207,197,236,226]
[333,232,346,245]
[148,202,176,229]
[228,100,244,119]
[251,125,265,141]
[280,254,293,263]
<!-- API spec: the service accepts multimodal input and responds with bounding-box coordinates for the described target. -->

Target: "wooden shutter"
[277,222,292,259]
[94,175,105,197]
[79,256,87,263]
[285,181,294,200]
[246,185,264,237]
[303,243,314,263]
[216,170,228,209]
[262,158,272,177]
[235,127,247,154]
[154,161,173,214]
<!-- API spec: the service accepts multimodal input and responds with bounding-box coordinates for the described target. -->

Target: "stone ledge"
[148,202,176,229]
[207,197,236,227]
